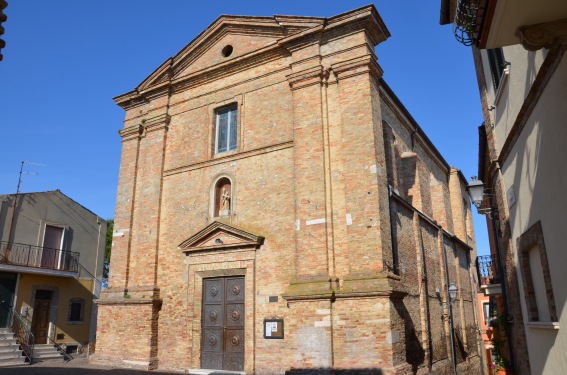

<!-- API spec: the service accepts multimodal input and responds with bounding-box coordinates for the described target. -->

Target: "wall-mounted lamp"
[448,283,458,302]
[467,176,498,219]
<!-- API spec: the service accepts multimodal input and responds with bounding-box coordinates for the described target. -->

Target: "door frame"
[201,276,245,371]
[189,265,254,374]
[29,285,59,343]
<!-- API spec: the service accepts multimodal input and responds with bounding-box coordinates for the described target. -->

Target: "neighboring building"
[0,190,106,358]
[441,1,567,374]
[475,272,495,375]
[94,6,482,374]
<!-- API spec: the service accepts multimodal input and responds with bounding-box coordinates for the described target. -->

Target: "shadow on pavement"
[286,369,383,375]
[1,362,183,375]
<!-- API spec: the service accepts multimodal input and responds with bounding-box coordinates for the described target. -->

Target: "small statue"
[221,188,231,211]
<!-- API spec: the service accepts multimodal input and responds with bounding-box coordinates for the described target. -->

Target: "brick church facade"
[93,6,482,374]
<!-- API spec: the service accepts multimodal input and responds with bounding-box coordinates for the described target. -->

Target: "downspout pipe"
[441,231,458,375]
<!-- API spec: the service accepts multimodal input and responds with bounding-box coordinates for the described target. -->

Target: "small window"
[487,48,506,91]
[68,298,85,323]
[221,45,233,57]
[517,221,557,322]
[482,302,490,324]
[215,106,238,154]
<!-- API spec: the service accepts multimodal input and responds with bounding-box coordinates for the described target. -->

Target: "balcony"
[476,255,502,295]
[0,241,79,277]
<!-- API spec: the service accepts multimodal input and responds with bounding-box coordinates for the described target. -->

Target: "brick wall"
[94,6,481,374]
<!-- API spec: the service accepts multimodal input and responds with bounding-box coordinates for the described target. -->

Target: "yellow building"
[0,190,105,364]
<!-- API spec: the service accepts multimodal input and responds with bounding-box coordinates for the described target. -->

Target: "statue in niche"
[220,187,231,215]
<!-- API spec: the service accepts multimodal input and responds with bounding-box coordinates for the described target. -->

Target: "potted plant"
[490,313,514,374]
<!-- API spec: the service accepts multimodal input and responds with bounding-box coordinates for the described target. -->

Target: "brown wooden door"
[201,277,244,371]
[42,225,63,269]
[31,295,51,344]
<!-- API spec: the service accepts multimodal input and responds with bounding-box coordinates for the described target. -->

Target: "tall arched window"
[214,177,232,217]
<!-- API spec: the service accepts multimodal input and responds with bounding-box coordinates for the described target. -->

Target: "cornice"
[325,5,390,47]
[164,141,293,177]
[179,221,264,254]
[118,124,144,142]
[517,18,567,51]
[286,65,326,90]
[331,54,383,82]
[143,113,170,133]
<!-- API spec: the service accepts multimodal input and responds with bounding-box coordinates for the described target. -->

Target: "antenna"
[6,161,48,252]
[14,160,47,195]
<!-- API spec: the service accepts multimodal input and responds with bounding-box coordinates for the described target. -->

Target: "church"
[92,5,482,374]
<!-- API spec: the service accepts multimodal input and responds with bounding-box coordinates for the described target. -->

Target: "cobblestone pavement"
[1,357,186,375]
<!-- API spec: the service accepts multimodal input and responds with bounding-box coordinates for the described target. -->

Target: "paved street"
[1,358,186,375]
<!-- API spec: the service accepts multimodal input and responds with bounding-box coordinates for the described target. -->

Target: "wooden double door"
[201,276,245,371]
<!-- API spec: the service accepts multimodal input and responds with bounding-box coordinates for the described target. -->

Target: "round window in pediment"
[221,45,233,57]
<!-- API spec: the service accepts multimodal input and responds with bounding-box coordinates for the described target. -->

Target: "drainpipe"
[441,230,458,375]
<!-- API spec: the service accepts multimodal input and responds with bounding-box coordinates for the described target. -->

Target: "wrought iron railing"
[453,0,488,46]
[476,254,500,286]
[0,302,34,363]
[0,241,79,273]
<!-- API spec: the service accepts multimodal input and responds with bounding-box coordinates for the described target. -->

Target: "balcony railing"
[453,0,488,46]
[0,241,79,273]
[476,254,500,286]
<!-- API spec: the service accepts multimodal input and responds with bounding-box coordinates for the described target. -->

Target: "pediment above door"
[179,221,264,254]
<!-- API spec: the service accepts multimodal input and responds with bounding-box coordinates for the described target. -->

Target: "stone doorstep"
[0,352,22,360]
[0,359,27,367]
[189,370,245,375]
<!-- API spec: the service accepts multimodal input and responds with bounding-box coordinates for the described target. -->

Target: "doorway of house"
[0,272,17,328]
[42,225,64,269]
[201,276,245,371]
[31,290,52,344]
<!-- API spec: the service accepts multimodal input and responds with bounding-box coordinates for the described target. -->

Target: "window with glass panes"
[215,106,238,153]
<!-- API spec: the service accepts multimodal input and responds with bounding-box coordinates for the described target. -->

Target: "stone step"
[0,352,23,361]
[0,358,28,367]
[0,346,21,353]
[0,340,18,347]
[32,345,63,361]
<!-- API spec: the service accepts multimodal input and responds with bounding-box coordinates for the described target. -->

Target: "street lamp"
[467,176,499,218]
[467,176,485,208]
[436,282,459,375]
[448,283,458,301]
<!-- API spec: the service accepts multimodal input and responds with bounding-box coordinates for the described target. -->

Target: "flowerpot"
[496,369,514,375]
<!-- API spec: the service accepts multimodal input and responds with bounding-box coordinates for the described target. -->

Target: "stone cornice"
[95,298,162,306]
[286,65,326,90]
[517,18,567,51]
[179,221,264,254]
[164,140,293,177]
[142,113,170,133]
[331,54,383,82]
[118,124,144,142]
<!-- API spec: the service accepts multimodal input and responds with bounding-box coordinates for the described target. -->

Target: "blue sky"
[0,1,489,254]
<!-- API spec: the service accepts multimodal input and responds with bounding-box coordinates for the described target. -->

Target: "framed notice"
[263,318,284,339]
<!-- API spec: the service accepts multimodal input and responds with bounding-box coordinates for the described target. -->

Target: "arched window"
[214,177,232,217]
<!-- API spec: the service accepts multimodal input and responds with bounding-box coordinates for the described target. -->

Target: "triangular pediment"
[137,15,324,92]
[179,221,264,254]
